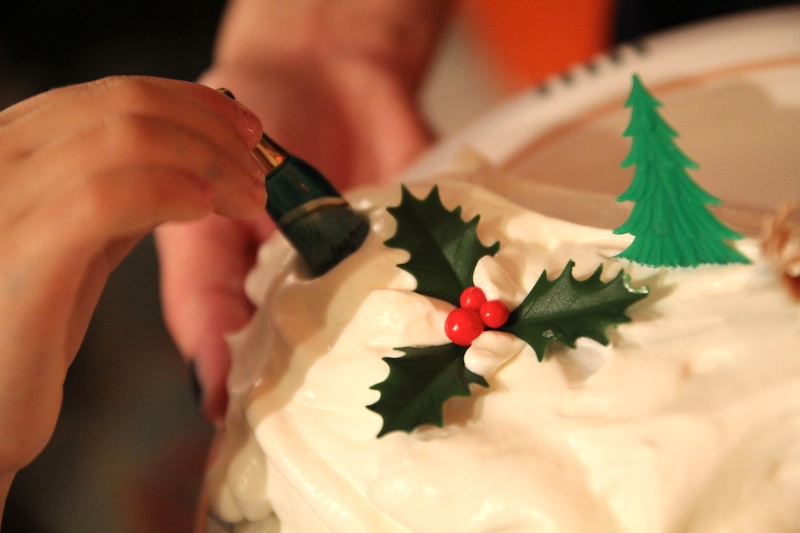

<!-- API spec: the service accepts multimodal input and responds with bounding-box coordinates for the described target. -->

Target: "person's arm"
[156,0,453,421]
[0,76,264,509]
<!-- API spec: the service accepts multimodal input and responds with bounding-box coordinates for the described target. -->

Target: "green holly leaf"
[500,260,648,360]
[368,343,489,437]
[368,186,650,438]
[385,185,499,306]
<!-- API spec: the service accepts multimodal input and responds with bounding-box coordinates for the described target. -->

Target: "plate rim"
[399,5,800,186]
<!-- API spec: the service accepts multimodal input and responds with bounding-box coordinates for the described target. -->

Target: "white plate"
[402,5,800,213]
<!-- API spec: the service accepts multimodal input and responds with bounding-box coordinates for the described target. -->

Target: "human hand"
[0,76,265,494]
[156,0,453,421]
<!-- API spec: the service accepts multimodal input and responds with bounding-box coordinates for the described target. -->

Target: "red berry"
[445,307,484,346]
[460,286,487,309]
[480,300,509,329]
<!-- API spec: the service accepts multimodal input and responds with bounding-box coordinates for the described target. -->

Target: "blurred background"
[0,1,793,531]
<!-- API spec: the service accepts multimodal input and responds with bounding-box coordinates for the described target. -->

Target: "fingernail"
[217,87,262,139]
[235,103,262,139]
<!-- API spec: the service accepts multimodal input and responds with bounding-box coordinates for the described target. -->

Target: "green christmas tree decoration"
[613,74,750,267]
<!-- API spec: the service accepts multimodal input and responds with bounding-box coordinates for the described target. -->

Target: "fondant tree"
[614,74,749,267]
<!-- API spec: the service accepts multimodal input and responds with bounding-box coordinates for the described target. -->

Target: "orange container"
[462,0,615,88]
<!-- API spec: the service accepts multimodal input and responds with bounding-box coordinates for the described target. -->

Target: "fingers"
[0,76,263,152]
[34,111,266,219]
[0,77,270,264]
[50,166,217,249]
[0,76,273,470]
[0,76,268,221]
[155,215,271,421]
[2,166,214,335]
[0,75,273,357]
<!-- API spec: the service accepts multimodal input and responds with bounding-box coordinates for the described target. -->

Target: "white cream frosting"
[205,176,800,533]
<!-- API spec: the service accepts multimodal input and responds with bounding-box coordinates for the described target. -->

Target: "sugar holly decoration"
[444,307,484,346]
[383,185,499,305]
[368,185,648,437]
[445,287,509,346]
[460,286,487,309]
[613,74,750,267]
[480,299,509,329]
[367,343,487,437]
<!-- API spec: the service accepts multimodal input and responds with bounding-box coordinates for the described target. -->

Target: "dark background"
[1,0,794,106]
[0,0,226,107]
[0,1,793,532]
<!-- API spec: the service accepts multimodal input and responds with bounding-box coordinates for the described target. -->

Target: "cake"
[202,161,800,531]
[201,70,800,532]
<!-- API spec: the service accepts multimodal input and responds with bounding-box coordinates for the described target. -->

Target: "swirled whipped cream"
[205,175,800,533]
